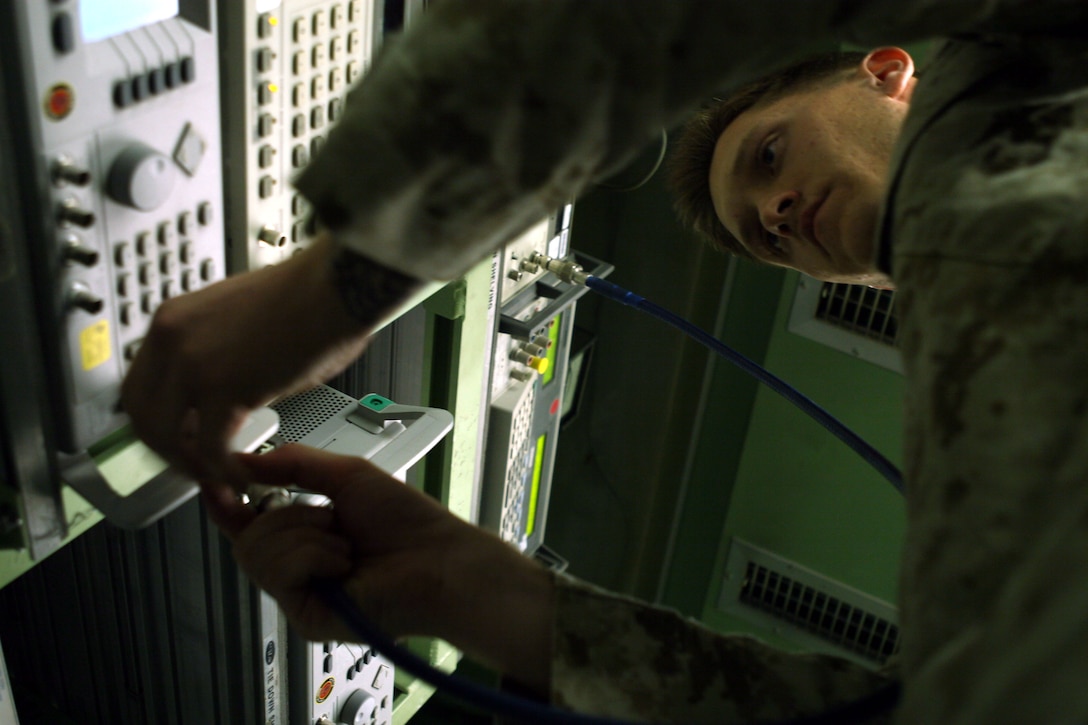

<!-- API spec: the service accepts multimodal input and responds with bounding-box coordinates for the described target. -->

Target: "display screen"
[81,0,180,42]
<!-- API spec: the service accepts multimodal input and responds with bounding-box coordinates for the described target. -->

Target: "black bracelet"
[331,248,422,325]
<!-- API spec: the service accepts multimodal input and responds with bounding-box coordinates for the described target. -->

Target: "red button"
[45,84,74,120]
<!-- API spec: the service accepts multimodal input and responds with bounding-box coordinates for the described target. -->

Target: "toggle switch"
[58,198,95,228]
[62,236,99,267]
[52,155,91,187]
[67,281,104,314]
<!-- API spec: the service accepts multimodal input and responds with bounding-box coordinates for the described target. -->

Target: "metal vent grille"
[815,283,899,346]
[739,561,900,664]
[787,276,903,374]
[271,386,354,442]
[719,538,900,667]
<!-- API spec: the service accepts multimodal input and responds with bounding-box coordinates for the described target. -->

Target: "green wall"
[701,270,906,636]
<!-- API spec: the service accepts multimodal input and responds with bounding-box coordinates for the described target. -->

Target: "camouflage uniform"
[884,33,1088,725]
[549,573,892,723]
[296,1,1088,722]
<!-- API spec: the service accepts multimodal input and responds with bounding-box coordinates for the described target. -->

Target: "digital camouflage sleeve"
[296,1,1088,723]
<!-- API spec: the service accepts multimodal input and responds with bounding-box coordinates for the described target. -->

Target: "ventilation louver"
[718,538,900,667]
[787,277,902,374]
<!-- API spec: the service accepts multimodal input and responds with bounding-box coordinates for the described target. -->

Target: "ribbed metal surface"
[739,561,900,664]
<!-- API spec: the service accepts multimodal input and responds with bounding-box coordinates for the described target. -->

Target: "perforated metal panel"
[271,385,355,442]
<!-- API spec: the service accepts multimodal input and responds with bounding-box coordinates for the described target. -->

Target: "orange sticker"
[315,677,335,704]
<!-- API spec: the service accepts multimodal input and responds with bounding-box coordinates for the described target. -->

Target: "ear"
[860,47,915,102]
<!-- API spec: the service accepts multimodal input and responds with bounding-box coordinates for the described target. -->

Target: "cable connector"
[527,252,588,285]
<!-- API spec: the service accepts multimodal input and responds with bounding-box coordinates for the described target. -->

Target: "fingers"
[235,444,389,498]
[232,505,352,592]
[229,504,355,641]
[121,332,194,474]
[196,402,249,481]
[201,482,257,540]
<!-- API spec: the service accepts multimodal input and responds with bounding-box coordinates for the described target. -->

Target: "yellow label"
[80,319,112,370]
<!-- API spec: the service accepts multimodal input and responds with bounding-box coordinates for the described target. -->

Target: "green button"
[360,393,393,410]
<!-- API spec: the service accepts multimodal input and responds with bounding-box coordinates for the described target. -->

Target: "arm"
[208,444,554,694]
[297,0,1008,282]
[124,0,1036,478]
[120,233,421,480]
[550,576,893,723]
[213,445,892,722]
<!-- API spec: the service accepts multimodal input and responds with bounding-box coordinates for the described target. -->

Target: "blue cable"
[311,274,907,724]
[584,275,904,495]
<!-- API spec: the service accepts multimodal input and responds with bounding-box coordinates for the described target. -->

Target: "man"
[121,1,1088,722]
[669,48,908,290]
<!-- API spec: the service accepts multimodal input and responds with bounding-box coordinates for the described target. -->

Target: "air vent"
[719,538,900,667]
[816,283,899,345]
[787,276,903,374]
[271,385,354,442]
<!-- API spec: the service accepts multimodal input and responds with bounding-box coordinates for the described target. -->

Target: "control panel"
[0,0,226,453]
[267,386,454,725]
[479,204,610,554]
[297,640,394,725]
[218,0,379,271]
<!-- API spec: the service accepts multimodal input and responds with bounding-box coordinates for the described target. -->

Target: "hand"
[207,444,553,692]
[120,235,378,482]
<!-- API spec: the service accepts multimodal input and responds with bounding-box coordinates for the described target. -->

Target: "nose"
[760,190,799,239]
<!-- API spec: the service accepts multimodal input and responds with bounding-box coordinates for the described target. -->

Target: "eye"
[759,137,779,170]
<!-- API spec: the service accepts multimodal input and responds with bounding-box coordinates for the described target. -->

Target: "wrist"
[435,530,554,694]
[327,237,423,327]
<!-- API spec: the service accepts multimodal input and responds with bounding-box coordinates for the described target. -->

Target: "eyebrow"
[721,125,763,255]
[732,123,761,180]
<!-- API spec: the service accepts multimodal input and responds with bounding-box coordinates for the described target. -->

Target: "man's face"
[708,76,909,287]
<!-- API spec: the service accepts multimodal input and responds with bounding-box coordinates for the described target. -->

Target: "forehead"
[707,99,781,239]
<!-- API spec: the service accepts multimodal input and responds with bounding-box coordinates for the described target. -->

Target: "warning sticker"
[80,319,111,370]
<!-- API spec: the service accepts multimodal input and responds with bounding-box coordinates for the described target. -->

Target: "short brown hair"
[668,50,867,260]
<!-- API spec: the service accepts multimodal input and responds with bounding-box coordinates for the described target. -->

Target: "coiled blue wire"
[584,275,904,495]
[314,274,907,724]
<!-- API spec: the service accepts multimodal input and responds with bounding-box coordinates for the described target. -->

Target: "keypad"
[281,2,369,248]
[112,201,216,325]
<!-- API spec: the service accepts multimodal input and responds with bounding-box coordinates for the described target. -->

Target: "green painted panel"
[700,272,906,640]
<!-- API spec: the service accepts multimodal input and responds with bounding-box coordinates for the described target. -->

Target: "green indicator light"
[543,313,561,386]
[526,433,547,537]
